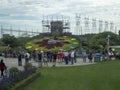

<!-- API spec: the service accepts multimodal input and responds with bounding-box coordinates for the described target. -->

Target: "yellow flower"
[73,42,79,44]
[71,38,76,40]
[26,46,32,49]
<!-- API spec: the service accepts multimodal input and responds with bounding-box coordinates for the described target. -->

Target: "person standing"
[0,59,6,77]
[52,52,57,67]
[43,53,48,67]
[82,50,87,63]
[25,52,30,64]
[63,50,69,65]
[71,50,75,65]
[18,53,22,66]
[95,51,102,62]
[74,50,77,63]
[58,51,64,64]
[38,51,43,67]
[88,52,93,63]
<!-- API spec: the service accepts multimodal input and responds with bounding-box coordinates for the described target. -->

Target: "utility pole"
[84,17,89,34]
[110,22,114,32]
[104,21,108,31]
[76,13,81,35]
[92,18,97,34]
[1,25,3,38]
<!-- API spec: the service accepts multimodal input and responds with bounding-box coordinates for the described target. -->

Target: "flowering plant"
[25,36,79,51]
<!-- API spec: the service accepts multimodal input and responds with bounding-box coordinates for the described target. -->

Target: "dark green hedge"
[10,70,41,90]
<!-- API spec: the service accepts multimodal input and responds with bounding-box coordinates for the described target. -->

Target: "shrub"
[10,70,41,90]
[0,46,7,56]
[9,67,19,77]
[0,67,37,90]
[24,63,33,70]
[9,67,19,74]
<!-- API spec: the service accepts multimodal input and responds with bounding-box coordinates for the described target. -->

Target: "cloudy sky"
[0,0,120,34]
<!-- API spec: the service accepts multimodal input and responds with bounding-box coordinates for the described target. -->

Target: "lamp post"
[107,35,110,52]
[107,34,110,56]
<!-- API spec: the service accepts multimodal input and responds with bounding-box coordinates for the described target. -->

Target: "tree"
[88,31,120,50]
[17,37,31,47]
[1,35,19,48]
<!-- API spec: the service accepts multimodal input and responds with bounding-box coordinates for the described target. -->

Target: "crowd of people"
[17,49,78,67]
[1,48,120,78]
[0,49,78,78]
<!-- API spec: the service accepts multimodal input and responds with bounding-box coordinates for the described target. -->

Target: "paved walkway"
[0,56,95,80]
[0,56,95,70]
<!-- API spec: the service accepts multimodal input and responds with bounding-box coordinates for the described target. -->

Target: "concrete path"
[0,56,95,80]
[0,56,95,71]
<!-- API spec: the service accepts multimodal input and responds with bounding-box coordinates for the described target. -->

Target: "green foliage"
[1,35,19,48]
[17,37,31,47]
[88,32,120,50]
[9,67,19,74]
[115,48,120,53]
[82,41,88,46]
[0,46,7,55]
[10,71,41,90]
[24,60,120,90]
[24,63,33,70]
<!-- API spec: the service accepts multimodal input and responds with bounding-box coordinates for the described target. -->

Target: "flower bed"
[25,36,79,51]
[0,67,38,90]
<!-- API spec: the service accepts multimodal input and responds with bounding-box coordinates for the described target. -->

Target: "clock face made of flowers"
[25,36,79,51]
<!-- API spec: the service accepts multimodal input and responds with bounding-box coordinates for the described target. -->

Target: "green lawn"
[24,60,120,90]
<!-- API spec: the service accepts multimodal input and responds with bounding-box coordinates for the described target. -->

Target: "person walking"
[0,59,6,77]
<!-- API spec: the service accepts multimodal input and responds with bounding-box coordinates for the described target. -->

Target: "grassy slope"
[25,60,120,90]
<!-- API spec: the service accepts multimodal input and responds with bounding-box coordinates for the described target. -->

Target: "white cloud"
[0,0,120,35]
